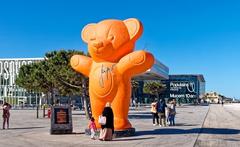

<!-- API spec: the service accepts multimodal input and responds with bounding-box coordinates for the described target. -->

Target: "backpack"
[157,101,166,113]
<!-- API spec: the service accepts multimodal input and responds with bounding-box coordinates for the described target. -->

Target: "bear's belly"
[89,65,117,98]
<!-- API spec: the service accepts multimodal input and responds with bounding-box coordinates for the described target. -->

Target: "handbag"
[98,115,106,125]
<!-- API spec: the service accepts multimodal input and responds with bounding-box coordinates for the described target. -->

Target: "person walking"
[99,102,114,141]
[88,117,97,139]
[156,99,167,127]
[151,99,159,126]
[2,102,12,129]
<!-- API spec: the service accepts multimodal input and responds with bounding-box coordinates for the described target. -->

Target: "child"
[88,117,97,139]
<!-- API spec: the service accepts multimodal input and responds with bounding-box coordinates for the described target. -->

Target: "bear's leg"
[112,99,132,130]
[89,96,106,129]
[111,84,132,130]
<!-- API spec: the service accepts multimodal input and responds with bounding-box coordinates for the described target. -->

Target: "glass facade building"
[133,59,169,103]
[0,58,43,106]
[134,59,169,80]
[133,61,206,104]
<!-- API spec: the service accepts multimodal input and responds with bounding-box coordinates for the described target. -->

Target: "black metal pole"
[36,105,39,119]
[43,106,45,118]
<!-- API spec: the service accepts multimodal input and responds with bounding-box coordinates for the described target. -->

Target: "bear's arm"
[117,50,155,76]
[70,55,92,77]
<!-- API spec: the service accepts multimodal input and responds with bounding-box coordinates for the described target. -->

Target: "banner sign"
[169,81,197,99]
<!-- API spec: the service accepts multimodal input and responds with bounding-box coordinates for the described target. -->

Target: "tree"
[15,64,35,91]
[16,61,51,94]
[143,81,166,101]
[131,80,140,104]
[16,49,92,119]
[44,50,82,103]
[44,50,92,119]
[16,61,55,118]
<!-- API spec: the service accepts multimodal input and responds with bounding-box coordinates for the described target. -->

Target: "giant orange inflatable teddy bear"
[71,18,154,130]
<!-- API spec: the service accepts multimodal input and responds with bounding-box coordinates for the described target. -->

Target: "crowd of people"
[151,98,176,127]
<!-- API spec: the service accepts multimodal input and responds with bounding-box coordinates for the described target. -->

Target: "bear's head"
[81,18,143,62]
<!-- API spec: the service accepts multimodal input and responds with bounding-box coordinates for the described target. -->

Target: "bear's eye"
[90,37,96,41]
[107,35,115,41]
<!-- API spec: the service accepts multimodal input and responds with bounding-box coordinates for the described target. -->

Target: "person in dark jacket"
[156,99,167,127]
[2,102,12,129]
[99,102,114,141]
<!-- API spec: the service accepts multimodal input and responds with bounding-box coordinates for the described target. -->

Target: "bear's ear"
[81,23,96,43]
[123,18,143,41]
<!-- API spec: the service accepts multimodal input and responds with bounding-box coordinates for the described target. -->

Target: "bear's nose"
[92,41,104,49]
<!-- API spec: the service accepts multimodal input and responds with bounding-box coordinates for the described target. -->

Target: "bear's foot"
[114,118,132,130]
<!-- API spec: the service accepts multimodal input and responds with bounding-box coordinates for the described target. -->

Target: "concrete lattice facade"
[0,58,43,106]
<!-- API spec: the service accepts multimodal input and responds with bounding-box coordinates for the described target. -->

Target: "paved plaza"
[0,104,240,147]
[195,104,240,147]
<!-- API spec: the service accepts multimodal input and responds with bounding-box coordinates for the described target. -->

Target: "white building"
[0,58,43,106]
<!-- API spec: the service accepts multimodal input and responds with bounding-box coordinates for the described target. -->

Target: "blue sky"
[0,0,240,98]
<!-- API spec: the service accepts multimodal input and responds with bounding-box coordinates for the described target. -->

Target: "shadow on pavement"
[50,132,85,135]
[199,128,240,134]
[175,123,199,127]
[71,132,85,135]
[223,138,240,142]
[128,114,152,119]
[136,128,240,136]
[8,126,46,130]
[113,137,155,141]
